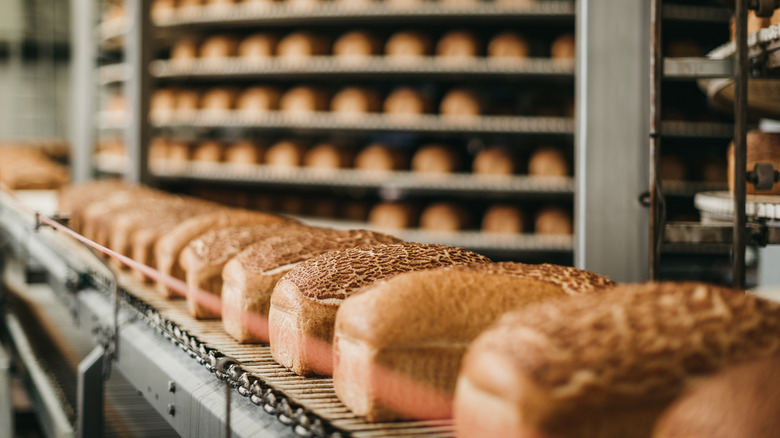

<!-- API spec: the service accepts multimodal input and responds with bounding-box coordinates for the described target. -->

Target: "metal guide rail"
[149,58,575,80]
[0,193,459,438]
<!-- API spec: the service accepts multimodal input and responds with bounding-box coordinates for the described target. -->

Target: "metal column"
[0,345,11,438]
[575,0,650,282]
[69,0,96,183]
[77,346,105,438]
[124,0,152,184]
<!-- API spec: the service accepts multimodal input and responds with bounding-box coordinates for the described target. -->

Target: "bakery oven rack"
[0,191,468,438]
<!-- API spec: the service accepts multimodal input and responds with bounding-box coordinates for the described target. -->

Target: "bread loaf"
[279,86,329,114]
[728,130,780,195]
[454,282,780,438]
[238,33,277,60]
[58,179,132,232]
[488,32,530,59]
[653,356,780,438]
[368,202,417,229]
[154,210,293,298]
[201,87,239,111]
[269,242,492,376]
[225,140,264,165]
[354,144,407,171]
[528,147,568,177]
[277,32,330,59]
[385,31,432,61]
[411,144,459,173]
[334,262,615,421]
[419,202,468,231]
[333,31,381,60]
[330,87,381,118]
[222,228,402,343]
[535,206,572,235]
[436,31,480,60]
[199,34,240,59]
[482,205,524,234]
[473,146,515,175]
[303,143,353,169]
[236,86,281,113]
[383,87,430,117]
[180,223,304,318]
[265,140,306,167]
[550,33,575,59]
[80,189,168,247]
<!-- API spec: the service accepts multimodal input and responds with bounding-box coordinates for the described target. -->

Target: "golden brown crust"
[457,282,780,438]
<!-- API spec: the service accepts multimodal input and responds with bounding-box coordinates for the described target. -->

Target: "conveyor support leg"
[0,344,12,438]
[77,346,104,438]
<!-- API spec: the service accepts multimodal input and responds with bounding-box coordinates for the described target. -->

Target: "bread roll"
[385,31,432,61]
[106,93,126,113]
[528,147,568,177]
[342,201,370,221]
[482,205,523,233]
[236,86,282,113]
[666,39,703,58]
[205,0,236,7]
[473,146,515,175]
[265,140,306,167]
[411,144,459,173]
[488,32,530,59]
[199,34,240,59]
[225,140,264,165]
[368,202,416,229]
[192,140,224,162]
[728,130,780,195]
[440,89,483,118]
[174,89,200,112]
[180,223,304,318]
[303,143,353,169]
[333,31,381,59]
[201,87,239,111]
[454,282,780,438]
[310,199,338,218]
[550,33,575,59]
[701,159,727,183]
[278,196,306,215]
[154,210,293,298]
[653,356,780,438]
[269,242,492,375]
[330,87,381,118]
[177,0,202,7]
[493,0,537,7]
[238,33,277,59]
[97,137,124,156]
[277,32,330,59]
[104,3,125,24]
[383,87,430,116]
[436,31,480,60]
[335,262,615,421]
[148,137,170,163]
[419,202,468,231]
[355,144,407,171]
[151,88,178,113]
[151,0,176,22]
[222,229,402,343]
[171,36,200,61]
[279,86,329,114]
[167,140,192,163]
[534,206,572,235]
[660,154,687,182]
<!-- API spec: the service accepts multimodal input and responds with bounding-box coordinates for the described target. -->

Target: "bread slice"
[268,243,492,377]
[453,282,780,438]
[179,223,305,319]
[153,210,294,298]
[333,262,616,422]
[221,229,403,344]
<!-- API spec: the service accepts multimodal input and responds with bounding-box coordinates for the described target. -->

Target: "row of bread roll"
[95,137,125,157]
[169,30,572,62]
[152,84,563,118]
[151,137,570,176]
[0,146,70,190]
[660,153,727,183]
[369,201,572,234]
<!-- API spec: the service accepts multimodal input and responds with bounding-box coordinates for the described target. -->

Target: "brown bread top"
[452,262,616,295]
[281,242,491,301]
[182,223,306,267]
[234,229,402,273]
[465,282,780,406]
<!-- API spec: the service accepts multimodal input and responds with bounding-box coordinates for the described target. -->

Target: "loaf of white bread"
[454,282,780,438]
[333,262,615,422]
[269,243,492,376]
[179,223,306,319]
[154,210,294,298]
[652,356,780,438]
[221,228,402,343]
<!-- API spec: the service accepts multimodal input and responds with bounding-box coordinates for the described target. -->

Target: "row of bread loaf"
[0,145,69,190]
[58,180,780,437]
[169,30,573,61]
[147,84,573,117]
[147,137,571,175]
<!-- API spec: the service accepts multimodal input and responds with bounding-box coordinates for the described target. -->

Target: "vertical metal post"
[125,0,153,184]
[0,345,12,438]
[77,346,105,438]
[575,0,651,282]
[733,0,748,288]
[69,0,95,182]
[649,0,663,280]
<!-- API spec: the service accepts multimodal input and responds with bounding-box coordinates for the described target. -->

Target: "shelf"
[660,121,735,138]
[149,111,574,135]
[98,63,130,86]
[152,1,574,28]
[661,4,732,23]
[663,58,733,79]
[150,57,575,81]
[150,160,574,196]
[662,181,729,197]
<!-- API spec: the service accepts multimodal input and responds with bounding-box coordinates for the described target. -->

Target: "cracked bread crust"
[455,282,780,438]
